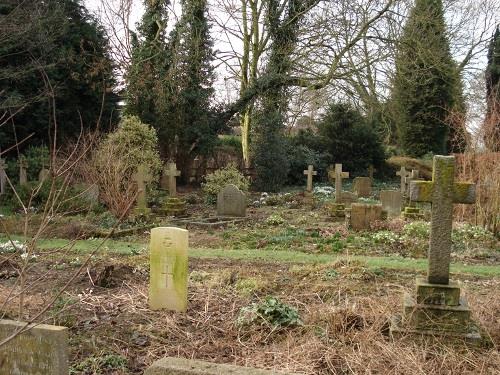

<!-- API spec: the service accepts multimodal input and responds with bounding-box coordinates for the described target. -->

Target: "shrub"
[403,221,430,239]
[237,297,301,328]
[202,164,249,203]
[88,116,161,217]
[6,146,50,183]
[286,144,328,185]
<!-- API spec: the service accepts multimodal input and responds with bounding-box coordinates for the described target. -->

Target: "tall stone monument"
[0,319,68,374]
[396,166,410,195]
[149,227,189,312]
[0,158,6,195]
[132,165,152,215]
[163,161,181,196]
[391,155,481,342]
[162,162,186,216]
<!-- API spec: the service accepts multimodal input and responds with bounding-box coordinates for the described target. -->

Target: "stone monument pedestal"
[390,277,482,344]
[403,206,424,219]
[164,197,186,216]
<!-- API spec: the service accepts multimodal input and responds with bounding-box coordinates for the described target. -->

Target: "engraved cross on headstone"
[410,156,475,285]
[18,156,28,186]
[303,165,317,193]
[329,164,349,204]
[164,161,181,196]
[132,165,152,210]
[0,158,6,195]
[396,166,410,195]
[159,256,174,289]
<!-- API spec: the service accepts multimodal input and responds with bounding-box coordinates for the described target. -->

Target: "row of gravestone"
[0,156,482,374]
[0,157,50,194]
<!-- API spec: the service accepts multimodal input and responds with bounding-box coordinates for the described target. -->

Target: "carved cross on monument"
[0,158,6,195]
[303,165,317,193]
[329,163,349,204]
[132,165,152,212]
[18,156,28,186]
[410,156,475,284]
[164,161,181,196]
[396,166,410,195]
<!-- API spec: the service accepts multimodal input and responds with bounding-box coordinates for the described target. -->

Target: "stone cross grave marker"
[149,227,188,312]
[0,158,6,194]
[18,156,28,186]
[329,164,349,203]
[0,319,68,375]
[405,169,419,197]
[410,156,475,285]
[217,184,246,217]
[132,165,153,214]
[303,165,317,193]
[396,166,410,195]
[163,161,181,196]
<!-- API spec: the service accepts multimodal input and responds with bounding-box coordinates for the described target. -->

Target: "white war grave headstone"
[149,227,189,312]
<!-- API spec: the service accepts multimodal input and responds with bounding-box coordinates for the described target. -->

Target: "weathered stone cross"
[303,165,317,193]
[132,165,152,211]
[329,163,349,204]
[0,158,6,194]
[164,161,181,197]
[18,156,28,186]
[405,169,419,197]
[396,166,410,195]
[410,156,475,284]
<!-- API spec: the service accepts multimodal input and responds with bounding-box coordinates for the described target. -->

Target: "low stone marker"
[217,184,246,217]
[380,190,402,217]
[0,319,68,374]
[352,177,372,198]
[38,164,50,182]
[149,227,189,312]
[145,357,293,375]
[350,203,382,230]
[0,158,6,194]
[132,165,153,215]
[18,156,28,186]
[391,155,481,342]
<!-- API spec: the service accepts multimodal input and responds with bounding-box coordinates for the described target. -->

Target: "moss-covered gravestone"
[132,165,152,216]
[350,203,382,230]
[217,184,246,217]
[390,156,481,343]
[149,227,188,312]
[0,319,68,374]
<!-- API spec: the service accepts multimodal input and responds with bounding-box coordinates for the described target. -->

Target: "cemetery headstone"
[0,158,6,194]
[403,169,424,219]
[329,164,349,204]
[391,155,481,342]
[38,162,50,182]
[149,227,188,312]
[0,319,68,375]
[380,190,402,217]
[217,184,246,217]
[162,161,181,196]
[303,165,317,193]
[353,177,372,198]
[18,156,28,186]
[396,166,410,195]
[350,203,383,230]
[132,165,152,215]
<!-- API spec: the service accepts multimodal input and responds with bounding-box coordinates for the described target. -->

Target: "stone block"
[416,278,461,306]
[145,357,294,375]
[402,294,472,332]
[149,227,189,312]
[350,203,382,230]
[164,197,187,216]
[0,319,68,375]
[325,203,345,217]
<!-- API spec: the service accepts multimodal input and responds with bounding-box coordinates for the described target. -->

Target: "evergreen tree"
[125,0,170,132]
[392,0,460,157]
[484,27,500,151]
[0,0,118,152]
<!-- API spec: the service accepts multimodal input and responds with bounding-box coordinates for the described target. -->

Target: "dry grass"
[1,255,498,374]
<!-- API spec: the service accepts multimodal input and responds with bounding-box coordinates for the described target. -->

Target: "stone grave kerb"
[303,165,317,193]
